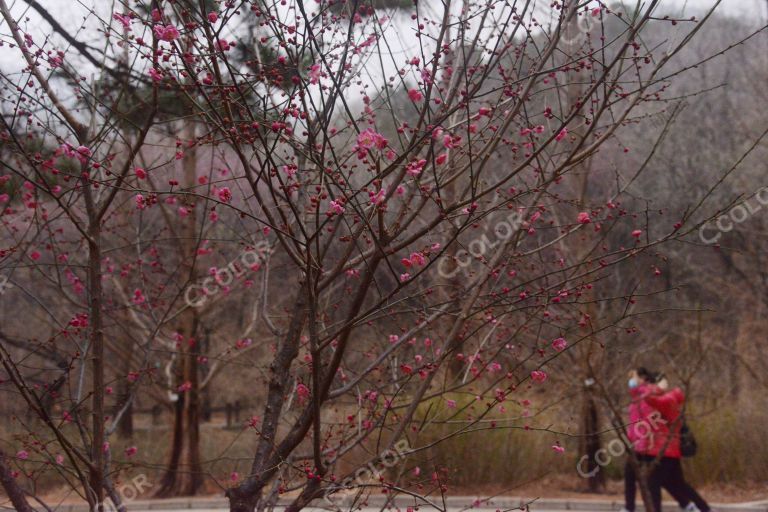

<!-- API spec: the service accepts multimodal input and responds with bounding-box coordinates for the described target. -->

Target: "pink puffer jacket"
[627,384,685,458]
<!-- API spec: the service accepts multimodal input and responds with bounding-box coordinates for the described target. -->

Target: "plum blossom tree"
[0,0,748,511]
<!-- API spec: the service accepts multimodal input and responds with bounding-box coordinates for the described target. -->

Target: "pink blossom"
[151,8,162,22]
[443,134,461,148]
[0,193,9,203]
[408,252,426,266]
[530,370,548,383]
[446,399,457,408]
[631,229,643,238]
[399,273,410,282]
[282,165,297,179]
[296,383,310,403]
[16,450,29,460]
[369,189,386,205]
[308,63,322,84]
[327,199,345,216]
[208,12,219,23]
[551,337,567,352]
[177,381,192,392]
[235,338,253,349]
[552,444,565,454]
[153,24,180,42]
[218,187,232,203]
[135,167,147,179]
[125,446,138,457]
[230,472,239,482]
[69,313,88,329]
[113,13,132,30]
[577,212,591,224]
[555,128,568,141]
[436,153,447,165]
[356,128,388,150]
[132,289,145,305]
[406,159,427,176]
[30,251,41,261]
[420,68,433,85]
[75,145,92,164]
[102,442,110,453]
[215,39,233,52]
[55,454,64,465]
[148,68,162,82]
[178,206,189,217]
[408,88,423,102]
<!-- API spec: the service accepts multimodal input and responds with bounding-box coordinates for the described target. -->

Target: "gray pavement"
[32,496,768,512]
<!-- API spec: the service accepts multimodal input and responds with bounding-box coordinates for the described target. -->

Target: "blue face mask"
[628,377,639,389]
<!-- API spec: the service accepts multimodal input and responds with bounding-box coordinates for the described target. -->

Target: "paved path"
[37,496,768,512]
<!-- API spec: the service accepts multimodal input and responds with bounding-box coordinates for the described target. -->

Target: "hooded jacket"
[627,383,685,458]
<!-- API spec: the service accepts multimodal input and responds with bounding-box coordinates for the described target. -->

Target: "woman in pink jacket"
[623,368,710,512]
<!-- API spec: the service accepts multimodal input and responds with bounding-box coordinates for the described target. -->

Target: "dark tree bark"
[115,377,134,439]
[155,349,203,496]
[156,118,203,497]
[0,449,35,512]
[580,385,606,492]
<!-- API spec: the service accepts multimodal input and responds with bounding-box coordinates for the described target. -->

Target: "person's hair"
[635,367,661,383]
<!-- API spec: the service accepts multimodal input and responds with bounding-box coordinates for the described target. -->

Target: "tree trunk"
[227,487,260,512]
[115,364,134,438]
[155,347,203,495]
[86,182,106,511]
[156,116,203,497]
[580,386,605,492]
[0,449,35,512]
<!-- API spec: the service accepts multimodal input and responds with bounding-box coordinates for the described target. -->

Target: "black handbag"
[680,419,698,457]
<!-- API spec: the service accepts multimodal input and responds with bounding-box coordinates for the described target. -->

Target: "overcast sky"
[0,0,764,75]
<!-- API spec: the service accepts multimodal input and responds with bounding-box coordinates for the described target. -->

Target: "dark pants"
[625,455,710,512]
